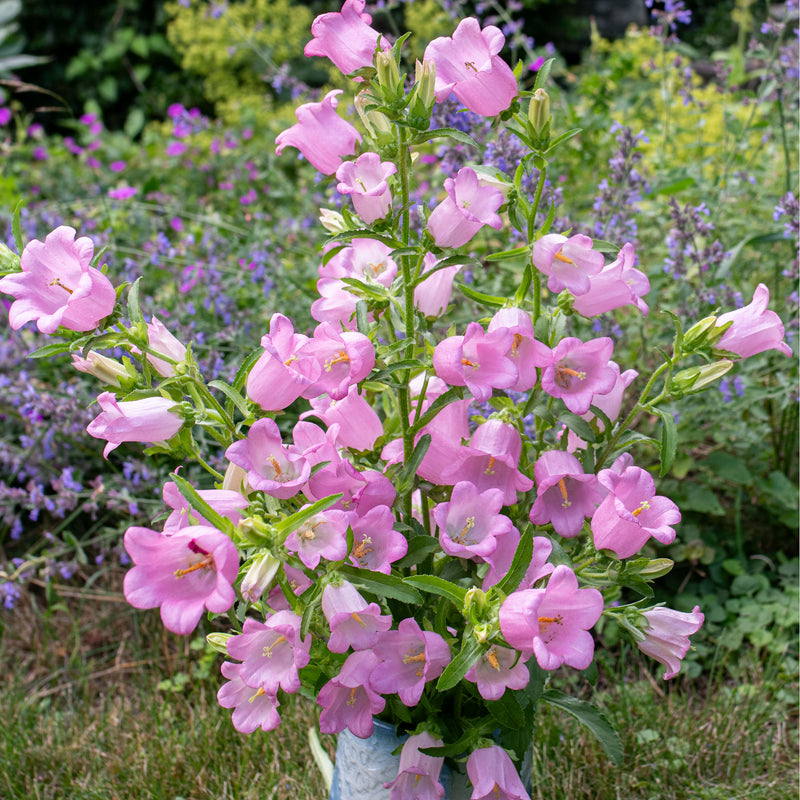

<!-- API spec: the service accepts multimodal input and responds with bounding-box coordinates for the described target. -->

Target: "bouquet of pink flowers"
[0,3,791,797]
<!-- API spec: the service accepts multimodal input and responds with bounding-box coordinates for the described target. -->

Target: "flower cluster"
[1,4,793,797]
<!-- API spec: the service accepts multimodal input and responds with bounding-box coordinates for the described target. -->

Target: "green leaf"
[208,380,251,418]
[437,633,484,691]
[11,200,23,255]
[410,386,464,435]
[495,526,534,595]
[486,686,526,729]
[458,283,506,309]
[28,341,72,359]
[396,434,431,493]
[542,689,623,766]
[127,277,144,325]
[485,245,531,262]
[395,535,439,569]
[558,411,596,444]
[411,255,483,289]
[337,565,422,604]
[404,574,467,606]
[169,472,230,533]
[370,360,427,384]
[542,127,582,157]
[533,57,556,91]
[715,230,785,280]
[655,408,678,477]
[412,127,480,149]
[273,494,344,537]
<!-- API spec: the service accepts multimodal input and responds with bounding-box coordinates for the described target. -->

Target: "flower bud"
[375,50,404,105]
[636,558,674,579]
[236,515,272,544]
[672,359,733,395]
[0,242,20,274]
[206,632,233,655]
[71,351,130,387]
[240,552,281,602]
[408,59,436,129]
[527,88,551,149]
[319,208,348,234]
[682,315,728,353]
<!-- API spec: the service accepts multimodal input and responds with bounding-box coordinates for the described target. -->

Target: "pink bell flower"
[284,507,349,569]
[226,612,311,695]
[138,316,187,377]
[87,391,183,458]
[301,385,383,451]
[441,419,533,506]
[423,18,518,116]
[322,581,393,652]
[464,645,529,701]
[304,0,388,78]
[246,313,319,411]
[301,322,376,401]
[414,252,462,317]
[499,565,603,670]
[427,167,504,248]
[370,618,451,706]
[0,225,116,334]
[336,152,397,223]
[318,650,386,738]
[529,450,603,537]
[591,464,681,558]
[714,283,792,358]
[637,605,704,679]
[310,277,360,329]
[487,307,551,392]
[384,732,446,800]
[225,418,310,500]
[319,238,398,287]
[433,481,513,562]
[571,243,650,317]
[348,504,407,574]
[532,233,605,296]
[161,479,247,532]
[433,322,517,402]
[275,90,361,175]
[539,336,616,415]
[304,457,366,510]
[292,420,342,468]
[123,525,239,635]
[466,745,530,800]
[217,661,281,733]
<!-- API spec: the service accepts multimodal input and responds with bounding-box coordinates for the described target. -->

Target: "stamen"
[324,350,350,371]
[248,686,267,703]
[356,178,367,192]
[284,354,298,367]
[262,634,287,658]
[557,478,571,509]
[632,500,651,518]
[268,457,283,478]
[487,648,501,671]
[464,60,478,72]
[554,366,586,389]
[484,456,496,476]
[454,516,476,544]
[403,651,426,664]
[461,357,479,370]
[554,251,574,264]
[49,277,74,294]
[351,612,368,629]
[511,333,524,356]
[174,553,214,577]
[347,687,358,706]
[352,537,374,561]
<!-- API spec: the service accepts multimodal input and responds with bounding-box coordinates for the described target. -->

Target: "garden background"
[0,0,797,798]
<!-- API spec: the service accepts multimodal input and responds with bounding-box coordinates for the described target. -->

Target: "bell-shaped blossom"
[301,385,383,451]
[304,0,388,77]
[311,277,361,329]
[226,612,311,695]
[714,283,792,358]
[304,457,365,510]
[336,152,396,223]
[637,605,704,679]
[414,252,462,317]
[488,307,550,392]
[532,233,605,296]
[572,242,650,317]
[464,645,529,701]
[322,581,392,652]
[482,532,554,591]
[348,504,407,573]
[384,732,445,800]
[301,322,375,401]
[138,316,187,377]
[442,419,533,505]
[161,480,247,532]
[433,322,517,402]
[351,469,396,516]
[276,90,361,175]
[434,481,513,562]
[427,167,504,248]
[371,618,451,706]
[217,661,281,733]
[87,391,183,458]
[292,420,342,468]
[246,313,319,411]
[284,507,349,569]
[318,650,386,738]
[123,525,239,635]
[226,418,310,500]
[0,225,116,334]
[540,336,616,415]
[499,565,603,670]
[592,465,680,558]
[466,745,529,800]
[319,238,398,287]
[423,17,518,116]
[529,451,603,537]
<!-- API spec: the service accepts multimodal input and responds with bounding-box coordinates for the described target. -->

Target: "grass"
[1,574,797,800]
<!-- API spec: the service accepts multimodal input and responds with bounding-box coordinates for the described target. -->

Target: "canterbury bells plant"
[1,4,793,796]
